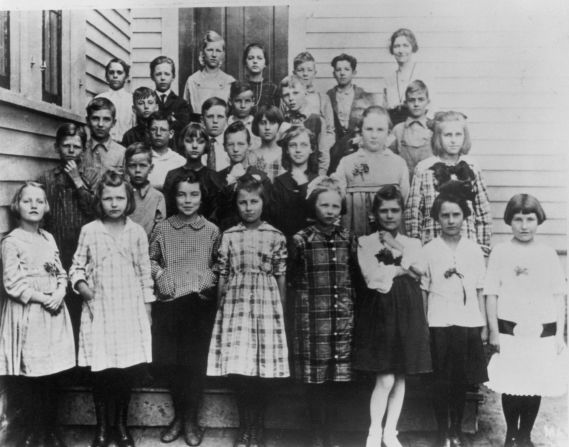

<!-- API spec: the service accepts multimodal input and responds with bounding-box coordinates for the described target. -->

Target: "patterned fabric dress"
[207,222,289,378]
[290,224,356,383]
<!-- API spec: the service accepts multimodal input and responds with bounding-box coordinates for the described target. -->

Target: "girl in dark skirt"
[149,172,220,446]
[354,185,431,447]
[421,188,488,447]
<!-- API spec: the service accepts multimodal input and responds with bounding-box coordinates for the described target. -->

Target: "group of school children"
[0,27,566,447]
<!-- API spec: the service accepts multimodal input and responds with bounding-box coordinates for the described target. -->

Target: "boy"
[280,75,329,175]
[125,142,166,237]
[326,53,368,141]
[389,80,433,179]
[146,111,186,190]
[215,121,270,231]
[201,97,230,171]
[227,81,261,148]
[96,58,135,143]
[82,97,126,176]
[121,87,159,147]
[150,56,191,142]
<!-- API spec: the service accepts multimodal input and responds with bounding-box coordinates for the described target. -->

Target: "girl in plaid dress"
[0,182,75,447]
[289,176,357,447]
[207,173,288,447]
[70,170,154,447]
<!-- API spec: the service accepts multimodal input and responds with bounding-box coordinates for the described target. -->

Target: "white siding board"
[87,11,131,53]
[133,18,162,33]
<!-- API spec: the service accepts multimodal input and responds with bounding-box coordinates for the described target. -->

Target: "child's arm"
[471,166,492,255]
[69,227,95,319]
[555,293,566,354]
[197,228,222,300]
[421,290,428,319]
[486,294,500,352]
[316,115,331,175]
[477,288,488,343]
[277,275,286,309]
[403,169,424,239]
[399,159,410,203]
[135,227,156,305]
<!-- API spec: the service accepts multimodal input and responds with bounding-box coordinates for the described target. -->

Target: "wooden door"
[178,6,289,94]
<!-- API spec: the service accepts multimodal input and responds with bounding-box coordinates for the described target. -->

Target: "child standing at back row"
[228,81,261,149]
[243,42,279,108]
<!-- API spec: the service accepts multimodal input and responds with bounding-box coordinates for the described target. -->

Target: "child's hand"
[480,325,489,345]
[64,160,84,188]
[42,293,62,312]
[488,328,500,353]
[145,303,152,326]
[77,281,94,301]
[555,335,566,355]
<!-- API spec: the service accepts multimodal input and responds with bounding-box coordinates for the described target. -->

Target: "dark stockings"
[230,376,270,444]
[433,379,467,437]
[163,365,206,428]
[502,394,541,443]
[21,375,60,441]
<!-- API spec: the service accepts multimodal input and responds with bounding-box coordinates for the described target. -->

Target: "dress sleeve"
[272,233,288,277]
[69,226,90,293]
[198,226,221,293]
[471,165,492,254]
[46,232,68,290]
[420,245,432,292]
[546,246,566,295]
[483,245,501,296]
[1,237,40,304]
[404,169,425,239]
[215,233,230,278]
[399,158,410,202]
[149,223,165,280]
[357,236,397,294]
[317,115,332,176]
[134,227,155,304]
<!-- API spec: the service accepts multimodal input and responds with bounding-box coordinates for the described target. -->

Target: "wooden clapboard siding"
[130,9,179,93]
[294,0,568,257]
[85,9,132,98]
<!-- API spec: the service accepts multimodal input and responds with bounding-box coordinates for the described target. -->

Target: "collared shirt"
[129,183,166,237]
[203,135,231,172]
[421,236,486,328]
[390,116,433,179]
[334,85,355,129]
[149,214,220,301]
[183,69,236,115]
[149,148,186,191]
[96,89,136,143]
[83,137,126,176]
[156,89,172,105]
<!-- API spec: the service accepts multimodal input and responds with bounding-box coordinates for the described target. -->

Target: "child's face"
[87,109,115,141]
[182,134,207,161]
[294,61,316,87]
[152,63,174,93]
[245,47,266,75]
[149,119,173,150]
[361,112,390,152]
[225,131,249,164]
[510,212,538,243]
[376,199,403,232]
[203,41,225,70]
[405,91,429,119]
[202,105,227,138]
[437,201,464,237]
[126,153,153,187]
[175,181,201,219]
[287,133,312,166]
[232,90,255,119]
[100,184,128,221]
[106,62,127,91]
[57,135,84,162]
[18,186,48,224]
[132,96,159,120]
[281,85,307,112]
[439,121,465,157]
[237,189,263,225]
[314,190,342,227]
[392,36,414,65]
[257,116,280,142]
[333,61,355,88]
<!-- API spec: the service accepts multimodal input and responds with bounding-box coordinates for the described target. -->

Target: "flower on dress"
[44,262,58,275]
[352,161,369,180]
[444,267,464,279]
[514,265,529,276]
[375,247,402,266]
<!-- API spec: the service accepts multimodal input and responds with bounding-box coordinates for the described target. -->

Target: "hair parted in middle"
[177,122,211,155]
[277,125,318,174]
[10,181,50,220]
[431,111,471,157]
[94,170,136,219]
[503,193,546,225]
[305,176,346,219]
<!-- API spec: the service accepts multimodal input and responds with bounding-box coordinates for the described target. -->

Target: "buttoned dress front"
[69,219,154,371]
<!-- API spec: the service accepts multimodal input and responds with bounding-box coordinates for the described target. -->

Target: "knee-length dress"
[290,225,356,383]
[353,232,431,374]
[0,229,75,377]
[484,241,568,397]
[207,222,289,378]
[69,219,154,372]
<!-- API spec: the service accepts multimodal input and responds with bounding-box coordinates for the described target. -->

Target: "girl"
[70,170,154,447]
[333,105,409,236]
[421,189,488,447]
[270,126,319,239]
[0,182,75,447]
[404,111,492,255]
[150,173,220,446]
[243,42,279,108]
[207,174,288,447]
[248,105,288,181]
[289,177,357,447]
[485,194,567,447]
[228,81,261,149]
[354,185,432,447]
[162,123,223,220]
[183,30,236,117]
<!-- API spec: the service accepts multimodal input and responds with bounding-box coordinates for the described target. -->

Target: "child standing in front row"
[485,194,567,447]
[207,174,289,447]
[421,189,488,447]
[150,173,220,446]
[0,183,75,447]
[70,170,154,447]
[289,177,357,447]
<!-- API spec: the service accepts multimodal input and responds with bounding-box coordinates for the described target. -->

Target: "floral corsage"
[514,265,528,276]
[375,248,402,266]
[44,262,59,275]
[352,161,369,180]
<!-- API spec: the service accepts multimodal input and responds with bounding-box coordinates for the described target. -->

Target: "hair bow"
[430,161,476,201]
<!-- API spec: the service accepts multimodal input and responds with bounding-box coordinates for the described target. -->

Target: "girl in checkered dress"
[289,176,357,447]
[207,173,288,447]
[70,170,154,447]
[149,172,220,446]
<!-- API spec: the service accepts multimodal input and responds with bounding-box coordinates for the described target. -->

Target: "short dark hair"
[125,142,152,164]
[105,58,130,78]
[133,86,158,104]
[224,121,251,145]
[389,28,419,55]
[331,53,357,71]
[252,105,284,137]
[372,185,404,219]
[201,96,229,117]
[94,170,136,219]
[230,81,254,101]
[430,192,471,221]
[361,105,393,131]
[243,42,269,67]
[147,110,173,130]
[168,171,206,215]
[306,176,346,219]
[10,182,50,220]
[55,123,87,148]
[150,56,176,78]
[86,97,116,120]
[293,51,315,70]
[278,126,318,174]
[503,193,546,225]
[177,123,211,156]
[405,80,429,100]
[234,173,269,209]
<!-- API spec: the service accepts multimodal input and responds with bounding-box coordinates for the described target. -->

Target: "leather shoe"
[160,417,183,443]
[184,426,205,446]
[45,430,68,447]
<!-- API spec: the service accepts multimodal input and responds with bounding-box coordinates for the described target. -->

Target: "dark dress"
[158,91,191,148]
[249,80,280,109]
[121,123,148,147]
[353,232,432,374]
